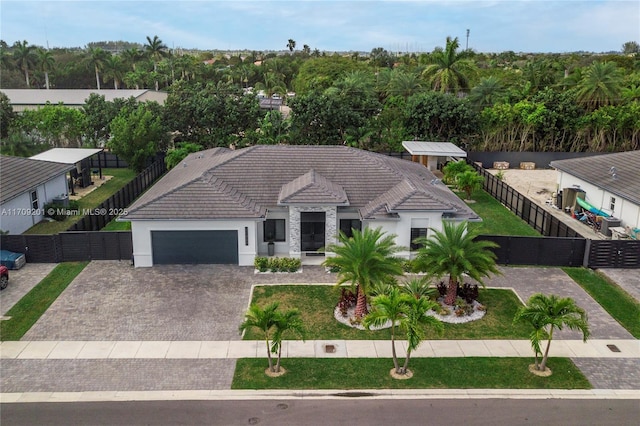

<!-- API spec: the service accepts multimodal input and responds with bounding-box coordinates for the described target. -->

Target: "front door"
[300,212,326,252]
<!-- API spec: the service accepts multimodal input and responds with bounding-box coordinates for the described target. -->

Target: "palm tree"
[387,70,424,99]
[401,277,436,300]
[103,55,125,89]
[364,288,443,376]
[36,48,55,89]
[414,221,500,306]
[12,40,37,87]
[87,47,110,90]
[239,302,280,373]
[456,170,484,201]
[468,76,507,109]
[271,308,305,373]
[287,39,296,52]
[514,294,590,372]
[323,227,404,319]
[144,35,169,90]
[421,36,476,94]
[442,160,472,185]
[575,61,623,111]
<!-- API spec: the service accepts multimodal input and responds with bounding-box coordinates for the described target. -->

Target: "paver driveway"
[23,261,335,341]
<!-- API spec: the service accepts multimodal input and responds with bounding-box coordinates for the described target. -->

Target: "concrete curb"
[2,389,639,403]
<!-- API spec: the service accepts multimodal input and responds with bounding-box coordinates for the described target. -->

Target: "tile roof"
[1,155,74,204]
[550,151,640,205]
[278,169,349,205]
[124,145,478,221]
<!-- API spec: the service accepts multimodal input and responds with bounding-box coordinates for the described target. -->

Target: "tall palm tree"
[323,227,404,319]
[13,40,37,87]
[421,36,476,94]
[414,221,500,306]
[287,39,296,52]
[103,55,125,89]
[514,294,590,372]
[364,288,443,376]
[36,48,55,89]
[144,35,169,90]
[575,61,623,111]
[87,47,110,90]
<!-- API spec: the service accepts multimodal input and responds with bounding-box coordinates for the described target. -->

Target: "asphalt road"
[2,399,638,426]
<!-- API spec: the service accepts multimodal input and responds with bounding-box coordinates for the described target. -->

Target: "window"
[610,197,616,211]
[30,191,38,210]
[410,227,428,251]
[339,219,361,238]
[263,219,286,242]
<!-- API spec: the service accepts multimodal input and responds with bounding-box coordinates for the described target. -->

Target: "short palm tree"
[514,294,590,372]
[442,160,472,185]
[323,227,404,319]
[271,308,305,373]
[364,288,443,376]
[414,221,500,306]
[456,170,484,201]
[402,277,435,300]
[239,302,280,373]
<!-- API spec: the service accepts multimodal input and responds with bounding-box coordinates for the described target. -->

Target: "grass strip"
[463,190,541,237]
[232,357,590,390]
[244,285,530,340]
[563,267,640,338]
[0,262,88,341]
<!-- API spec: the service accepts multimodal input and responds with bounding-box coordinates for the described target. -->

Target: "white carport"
[31,148,104,194]
[402,141,467,171]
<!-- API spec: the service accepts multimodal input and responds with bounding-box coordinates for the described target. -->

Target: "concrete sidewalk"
[2,339,638,360]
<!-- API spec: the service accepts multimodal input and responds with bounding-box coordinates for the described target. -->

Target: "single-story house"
[402,141,467,172]
[550,150,640,232]
[122,145,480,267]
[2,89,168,112]
[0,155,74,234]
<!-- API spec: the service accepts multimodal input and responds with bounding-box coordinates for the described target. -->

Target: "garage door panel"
[151,230,238,264]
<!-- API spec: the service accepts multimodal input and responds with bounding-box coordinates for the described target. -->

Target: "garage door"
[151,230,238,265]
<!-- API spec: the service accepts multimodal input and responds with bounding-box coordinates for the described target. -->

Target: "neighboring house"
[0,155,74,234]
[1,89,168,112]
[550,150,640,231]
[122,145,479,267]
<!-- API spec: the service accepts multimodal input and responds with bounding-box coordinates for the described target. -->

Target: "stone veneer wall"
[288,206,337,257]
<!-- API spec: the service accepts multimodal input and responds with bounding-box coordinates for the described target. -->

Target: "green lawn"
[243,285,530,340]
[563,267,640,338]
[0,262,88,341]
[462,189,541,237]
[24,168,136,234]
[232,358,590,390]
[101,219,131,231]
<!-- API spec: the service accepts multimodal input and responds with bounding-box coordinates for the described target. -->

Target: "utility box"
[601,217,622,237]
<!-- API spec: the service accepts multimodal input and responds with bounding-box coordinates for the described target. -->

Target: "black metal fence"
[88,152,129,169]
[477,235,586,267]
[67,160,166,232]
[0,232,132,263]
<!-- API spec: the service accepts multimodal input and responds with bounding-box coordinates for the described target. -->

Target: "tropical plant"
[271,307,305,373]
[86,47,110,90]
[514,293,590,372]
[576,61,623,111]
[421,36,476,93]
[322,227,404,319]
[468,76,507,109]
[442,160,473,185]
[413,221,500,306]
[401,277,436,300]
[364,286,443,376]
[287,39,296,52]
[12,40,37,87]
[456,169,484,200]
[144,35,169,90]
[103,55,125,89]
[165,142,203,169]
[36,48,55,89]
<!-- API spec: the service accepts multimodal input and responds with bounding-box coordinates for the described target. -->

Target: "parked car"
[0,265,8,290]
[0,250,26,270]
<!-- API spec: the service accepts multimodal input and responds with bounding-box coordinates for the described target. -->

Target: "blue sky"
[1,1,638,53]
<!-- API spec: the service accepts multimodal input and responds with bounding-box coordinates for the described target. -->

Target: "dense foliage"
[1,36,639,158]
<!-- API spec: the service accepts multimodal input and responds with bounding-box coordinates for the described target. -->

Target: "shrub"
[254,256,269,272]
[436,281,447,297]
[458,283,479,303]
[337,287,357,317]
[255,257,301,273]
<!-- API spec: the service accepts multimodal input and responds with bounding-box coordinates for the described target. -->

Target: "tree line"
[1,36,639,163]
